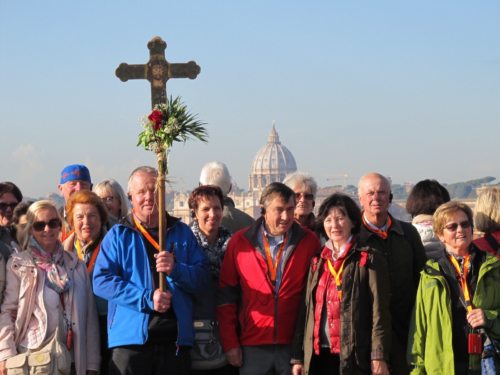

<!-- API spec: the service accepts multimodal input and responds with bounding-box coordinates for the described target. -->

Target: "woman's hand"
[292,363,305,375]
[0,360,7,375]
[467,308,486,329]
[371,359,389,375]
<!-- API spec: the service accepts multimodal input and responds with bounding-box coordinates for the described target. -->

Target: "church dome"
[249,124,297,192]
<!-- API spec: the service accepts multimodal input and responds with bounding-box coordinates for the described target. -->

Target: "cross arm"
[115,63,147,82]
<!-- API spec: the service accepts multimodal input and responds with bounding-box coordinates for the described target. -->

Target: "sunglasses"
[444,220,471,232]
[0,202,17,211]
[32,218,62,232]
[295,193,314,201]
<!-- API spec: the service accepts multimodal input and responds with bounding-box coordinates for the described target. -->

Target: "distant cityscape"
[29,125,497,225]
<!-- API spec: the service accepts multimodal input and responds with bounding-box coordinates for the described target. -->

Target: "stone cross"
[115,36,201,108]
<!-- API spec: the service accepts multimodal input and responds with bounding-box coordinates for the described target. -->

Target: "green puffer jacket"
[407,253,500,374]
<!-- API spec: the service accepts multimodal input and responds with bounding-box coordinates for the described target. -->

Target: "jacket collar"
[243,216,306,249]
[120,212,181,232]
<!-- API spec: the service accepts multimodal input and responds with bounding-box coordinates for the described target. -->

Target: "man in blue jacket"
[93,166,210,375]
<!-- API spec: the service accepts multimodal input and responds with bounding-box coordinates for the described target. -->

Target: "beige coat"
[0,250,100,374]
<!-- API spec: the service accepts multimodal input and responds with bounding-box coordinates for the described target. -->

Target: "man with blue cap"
[58,164,92,240]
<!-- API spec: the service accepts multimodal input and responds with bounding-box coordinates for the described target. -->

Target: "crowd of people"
[0,163,499,375]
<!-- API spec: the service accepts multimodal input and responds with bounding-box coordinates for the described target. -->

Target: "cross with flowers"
[115,37,207,291]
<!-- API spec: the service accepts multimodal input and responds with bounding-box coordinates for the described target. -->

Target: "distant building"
[173,123,298,223]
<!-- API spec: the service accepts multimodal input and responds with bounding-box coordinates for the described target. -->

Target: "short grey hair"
[283,172,318,198]
[199,161,231,196]
[127,166,157,194]
[358,172,391,197]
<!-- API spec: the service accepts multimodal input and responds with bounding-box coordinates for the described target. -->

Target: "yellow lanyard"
[133,214,160,252]
[449,254,473,312]
[261,230,287,284]
[327,258,348,300]
[75,239,101,273]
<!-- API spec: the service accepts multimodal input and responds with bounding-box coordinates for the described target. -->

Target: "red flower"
[148,109,163,131]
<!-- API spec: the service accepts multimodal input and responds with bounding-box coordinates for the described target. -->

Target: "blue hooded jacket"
[93,215,210,348]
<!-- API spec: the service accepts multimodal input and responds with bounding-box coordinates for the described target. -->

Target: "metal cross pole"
[115,36,200,291]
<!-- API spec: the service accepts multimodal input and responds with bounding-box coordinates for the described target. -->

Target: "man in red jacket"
[217,182,321,375]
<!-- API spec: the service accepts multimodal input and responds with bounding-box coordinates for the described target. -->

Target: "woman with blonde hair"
[473,186,500,257]
[93,179,129,223]
[408,201,500,374]
[0,200,100,375]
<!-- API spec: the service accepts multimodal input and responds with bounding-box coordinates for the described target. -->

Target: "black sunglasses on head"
[32,218,62,232]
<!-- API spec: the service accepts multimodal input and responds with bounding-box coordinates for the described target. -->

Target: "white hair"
[199,161,231,196]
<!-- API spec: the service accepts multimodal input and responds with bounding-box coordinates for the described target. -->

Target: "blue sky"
[1,1,499,198]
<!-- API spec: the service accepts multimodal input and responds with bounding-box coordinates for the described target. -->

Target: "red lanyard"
[261,230,287,283]
[449,254,473,312]
[362,215,392,239]
[133,214,160,252]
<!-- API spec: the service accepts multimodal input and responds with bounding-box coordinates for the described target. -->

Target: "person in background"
[408,201,500,374]
[406,179,451,259]
[63,190,110,375]
[93,179,129,225]
[58,164,92,241]
[12,201,33,247]
[217,182,321,375]
[473,186,500,257]
[93,166,210,375]
[0,200,100,375]
[0,182,23,260]
[291,193,391,375]
[283,172,318,232]
[188,185,237,375]
[199,161,254,233]
[357,172,426,375]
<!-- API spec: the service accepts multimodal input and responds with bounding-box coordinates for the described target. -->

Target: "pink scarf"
[28,237,71,293]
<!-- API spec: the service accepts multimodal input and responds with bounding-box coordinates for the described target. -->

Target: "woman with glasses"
[283,172,318,232]
[408,201,500,374]
[93,179,129,224]
[0,200,100,375]
[291,193,391,375]
[0,182,23,261]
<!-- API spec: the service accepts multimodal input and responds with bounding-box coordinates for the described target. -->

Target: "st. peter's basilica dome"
[249,123,297,192]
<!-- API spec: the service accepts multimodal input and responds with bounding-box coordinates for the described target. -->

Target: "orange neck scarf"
[362,214,392,239]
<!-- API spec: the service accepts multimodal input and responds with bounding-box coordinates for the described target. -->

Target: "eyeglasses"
[444,220,471,232]
[0,202,17,211]
[101,196,115,203]
[295,193,314,201]
[32,218,62,232]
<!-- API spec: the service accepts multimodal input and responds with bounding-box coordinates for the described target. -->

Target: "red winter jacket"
[217,218,321,351]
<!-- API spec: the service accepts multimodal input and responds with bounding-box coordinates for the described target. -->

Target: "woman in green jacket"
[408,201,500,375]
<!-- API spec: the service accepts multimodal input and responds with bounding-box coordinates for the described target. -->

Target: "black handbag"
[190,320,227,370]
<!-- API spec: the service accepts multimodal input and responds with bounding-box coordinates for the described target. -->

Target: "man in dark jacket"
[357,172,426,375]
[217,182,321,375]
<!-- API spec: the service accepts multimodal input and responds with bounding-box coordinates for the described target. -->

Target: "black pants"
[309,349,340,375]
[190,364,239,375]
[109,343,190,375]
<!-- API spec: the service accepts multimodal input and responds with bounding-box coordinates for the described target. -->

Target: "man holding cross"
[93,166,210,375]
[217,182,321,375]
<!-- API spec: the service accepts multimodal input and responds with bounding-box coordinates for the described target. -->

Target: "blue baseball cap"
[60,164,92,184]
